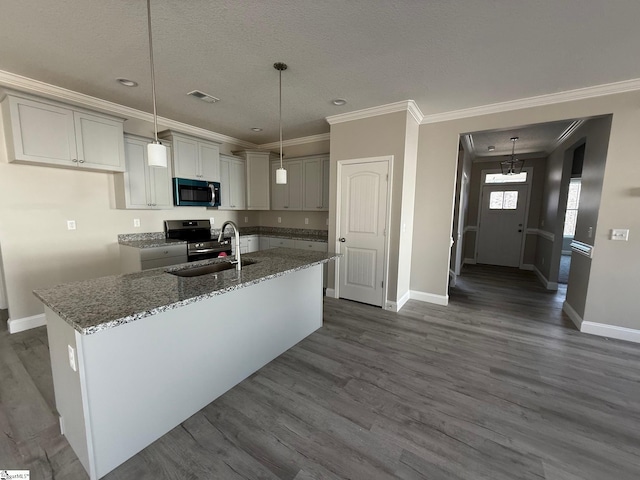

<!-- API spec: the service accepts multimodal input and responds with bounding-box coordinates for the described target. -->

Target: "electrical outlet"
[611,228,629,241]
[68,345,77,372]
[278,217,282,224]
[244,216,248,223]
[67,220,76,230]
[209,217,215,226]
[133,218,141,227]
[305,218,309,225]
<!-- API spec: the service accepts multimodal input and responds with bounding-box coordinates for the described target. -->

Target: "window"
[563,179,582,236]
[485,172,527,184]
[489,190,518,210]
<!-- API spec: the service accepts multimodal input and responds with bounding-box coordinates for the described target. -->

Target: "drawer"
[139,243,187,262]
[294,240,328,252]
[269,238,295,248]
[141,254,188,270]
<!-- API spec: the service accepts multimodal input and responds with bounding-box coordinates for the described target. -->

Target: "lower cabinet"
[115,135,173,209]
[120,243,187,274]
[239,235,260,254]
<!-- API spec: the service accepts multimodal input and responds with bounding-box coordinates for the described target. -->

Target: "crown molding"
[0,69,257,148]
[421,77,640,124]
[259,132,331,150]
[547,119,585,153]
[326,100,424,126]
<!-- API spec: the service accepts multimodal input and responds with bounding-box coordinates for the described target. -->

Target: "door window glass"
[563,179,582,236]
[489,190,518,210]
[485,172,527,184]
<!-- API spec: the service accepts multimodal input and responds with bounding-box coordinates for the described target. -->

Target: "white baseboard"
[463,258,476,265]
[581,321,640,344]
[8,313,46,334]
[533,265,558,290]
[562,301,583,329]
[410,290,449,306]
[325,288,337,299]
[520,263,534,271]
[386,290,411,312]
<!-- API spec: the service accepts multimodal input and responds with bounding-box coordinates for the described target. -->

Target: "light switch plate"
[209,217,215,226]
[611,228,629,241]
[67,220,76,230]
[244,216,248,223]
[133,218,141,227]
[278,217,282,224]
[305,218,309,225]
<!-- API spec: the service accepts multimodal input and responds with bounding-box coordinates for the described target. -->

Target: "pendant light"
[500,136,524,175]
[146,0,167,168]
[274,62,288,184]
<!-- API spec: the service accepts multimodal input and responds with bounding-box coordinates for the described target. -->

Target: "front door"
[337,160,389,306]
[476,184,528,267]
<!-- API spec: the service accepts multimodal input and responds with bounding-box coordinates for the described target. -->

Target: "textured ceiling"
[2,1,640,143]
[469,121,577,158]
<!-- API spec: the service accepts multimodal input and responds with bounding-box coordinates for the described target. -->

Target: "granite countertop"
[119,238,186,248]
[34,248,339,336]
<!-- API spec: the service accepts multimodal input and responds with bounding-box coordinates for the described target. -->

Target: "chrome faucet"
[218,220,241,271]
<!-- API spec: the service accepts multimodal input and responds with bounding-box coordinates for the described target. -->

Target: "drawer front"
[269,238,295,248]
[294,240,328,252]
[140,244,187,262]
[141,255,188,270]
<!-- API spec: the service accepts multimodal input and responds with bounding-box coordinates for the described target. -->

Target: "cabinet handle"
[164,251,169,254]
[78,159,85,163]
[72,159,78,163]
[317,206,322,209]
[284,206,289,209]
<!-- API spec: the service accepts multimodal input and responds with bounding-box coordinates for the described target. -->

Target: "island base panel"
[49,264,323,479]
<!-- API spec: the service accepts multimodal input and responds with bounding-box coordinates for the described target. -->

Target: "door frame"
[334,156,393,307]
[474,167,533,268]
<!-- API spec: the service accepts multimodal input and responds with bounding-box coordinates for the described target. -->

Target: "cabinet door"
[259,236,270,250]
[173,136,199,179]
[303,158,322,211]
[199,142,220,182]
[219,157,232,208]
[246,152,271,210]
[321,157,330,210]
[74,112,125,172]
[270,238,296,248]
[230,159,246,209]
[294,239,328,252]
[149,144,173,209]
[6,96,77,166]
[271,162,287,210]
[123,138,151,209]
[287,160,303,210]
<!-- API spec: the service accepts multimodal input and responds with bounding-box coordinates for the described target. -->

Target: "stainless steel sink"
[169,260,256,278]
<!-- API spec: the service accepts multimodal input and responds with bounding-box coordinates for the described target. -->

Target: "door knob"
[518,229,522,233]
[338,237,346,242]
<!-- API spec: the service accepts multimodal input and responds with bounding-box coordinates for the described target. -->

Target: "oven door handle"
[189,248,225,254]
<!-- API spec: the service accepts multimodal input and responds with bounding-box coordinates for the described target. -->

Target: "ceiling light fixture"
[501,137,524,175]
[332,98,347,106]
[187,90,220,103]
[274,62,288,185]
[251,127,263,132]
[117,78,138,87]
[145,0,167,168]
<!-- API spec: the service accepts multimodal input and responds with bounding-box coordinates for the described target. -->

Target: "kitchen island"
[34,248,338,480]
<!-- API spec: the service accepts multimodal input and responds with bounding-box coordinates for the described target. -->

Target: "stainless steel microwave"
[173,178,220,207]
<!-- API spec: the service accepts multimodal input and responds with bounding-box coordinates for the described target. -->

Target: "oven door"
[187,246,233,262]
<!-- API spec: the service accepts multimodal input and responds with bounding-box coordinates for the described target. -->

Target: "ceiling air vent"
[187,90,220,103]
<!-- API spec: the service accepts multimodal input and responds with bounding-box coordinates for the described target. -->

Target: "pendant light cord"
[279,67,283,168]
[147,0,159,143]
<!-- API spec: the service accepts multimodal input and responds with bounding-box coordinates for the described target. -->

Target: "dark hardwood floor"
[2,265,640,479]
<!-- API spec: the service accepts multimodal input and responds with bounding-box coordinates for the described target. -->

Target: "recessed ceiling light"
[251,127,263,132]
[488,145,496,152]
[332,98,347,106]
[116,78,138,87]
[187,90,220,103]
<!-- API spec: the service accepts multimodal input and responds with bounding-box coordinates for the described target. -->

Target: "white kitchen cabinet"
[303,155,330,211]
[119,243,187,274]
[259,236,271,250]
[115,135,173,210]
[235,150,275,210]
[219,154,246,210]
[269,237,296,249]
[159,131,220,182]
[239,235,260,254]
[271,160,303,210]
[2,93,125,172]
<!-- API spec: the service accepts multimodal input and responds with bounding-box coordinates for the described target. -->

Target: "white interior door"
[476,184,528,267]
[338,160,389,306]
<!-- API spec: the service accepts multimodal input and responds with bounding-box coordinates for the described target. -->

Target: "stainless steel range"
[164,220,232,262]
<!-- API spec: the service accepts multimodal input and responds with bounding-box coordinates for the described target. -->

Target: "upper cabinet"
[114,135,173,210]
[219,154,246,210]
[1,93,125,172]
[234,150,276,211]
[271,154,329,211]
[159,131,220,182]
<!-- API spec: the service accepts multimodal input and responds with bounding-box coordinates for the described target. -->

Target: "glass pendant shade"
[147,141,168,168]
[276,167,287,184]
